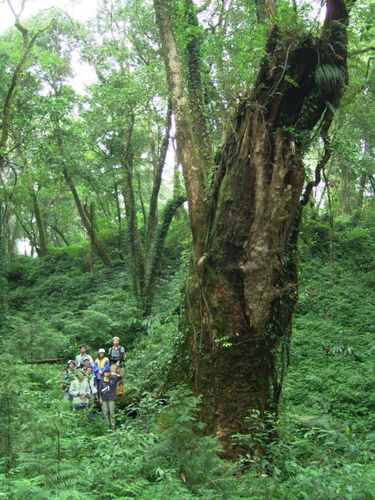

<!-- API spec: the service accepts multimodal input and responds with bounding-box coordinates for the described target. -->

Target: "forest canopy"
[0,0,374,498]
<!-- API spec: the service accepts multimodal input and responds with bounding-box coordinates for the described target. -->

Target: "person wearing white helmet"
[93,348,110,388]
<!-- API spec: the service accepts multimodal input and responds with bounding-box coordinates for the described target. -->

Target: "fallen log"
[24,358,65,365]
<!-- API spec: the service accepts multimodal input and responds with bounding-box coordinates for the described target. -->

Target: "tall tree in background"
[154,0,353,447]
[0,2,52,333]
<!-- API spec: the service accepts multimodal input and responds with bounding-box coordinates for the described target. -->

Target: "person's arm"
[120,346,127,361]
[91,379,98,395]
[98,380,103,404]
[69,380,79,397]
[60,371,66,388]
[111,373,123,383]
[80,381,89,398]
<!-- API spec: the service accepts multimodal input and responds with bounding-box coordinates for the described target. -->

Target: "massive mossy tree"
[154,0,353,445]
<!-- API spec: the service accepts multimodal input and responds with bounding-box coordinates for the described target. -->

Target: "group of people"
[60,336,126,429]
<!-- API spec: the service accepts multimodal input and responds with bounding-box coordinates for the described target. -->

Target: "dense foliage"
[0,0,374,498]
[0,207,374,498]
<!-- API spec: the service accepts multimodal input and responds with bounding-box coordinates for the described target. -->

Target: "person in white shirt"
[75,345,94,368]
[69,372,90,410]
[84,366,98,407]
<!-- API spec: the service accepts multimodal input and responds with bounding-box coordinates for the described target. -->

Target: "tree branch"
[300,138,332,206]
[349,46,375,56]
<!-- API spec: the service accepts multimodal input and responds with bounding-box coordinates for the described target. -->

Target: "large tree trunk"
[155,0,351,449]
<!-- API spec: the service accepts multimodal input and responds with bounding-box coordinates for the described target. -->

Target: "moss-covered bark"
[156,0,351,452]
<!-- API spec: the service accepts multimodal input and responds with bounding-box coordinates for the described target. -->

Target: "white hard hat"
[98,348,106,353]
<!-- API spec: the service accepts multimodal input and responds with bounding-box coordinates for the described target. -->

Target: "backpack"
[108,346,125,362]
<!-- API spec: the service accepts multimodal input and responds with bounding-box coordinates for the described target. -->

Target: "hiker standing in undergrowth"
[99,368,122,429]
[93,348,110,389]
[69,371,90,410]
[75,345,94,368]
[80,357,93,373]
[84,365,97,407]
[60,360,76,400]
[108,336,126,397]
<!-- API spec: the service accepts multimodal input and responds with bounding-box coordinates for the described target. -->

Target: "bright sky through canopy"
[1,0,100,92]
[0,0,99,32]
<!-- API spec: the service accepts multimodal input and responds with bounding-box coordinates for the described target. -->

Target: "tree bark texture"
[155,0,351,446]
[154,0,206,248]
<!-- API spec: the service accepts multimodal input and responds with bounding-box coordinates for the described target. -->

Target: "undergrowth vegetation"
[1,209,374,499]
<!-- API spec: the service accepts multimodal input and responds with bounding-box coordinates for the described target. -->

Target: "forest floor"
[1,211,374,498]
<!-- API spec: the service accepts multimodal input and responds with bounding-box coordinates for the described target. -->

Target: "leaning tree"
[154,0,354,446]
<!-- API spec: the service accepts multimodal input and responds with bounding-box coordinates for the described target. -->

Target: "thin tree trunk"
[145,104,172,254]
[62,164,111,266]
[51,225,69,246]
[88,202,95,272]
[0,202,7,334]
[185,0,212,167]
[7,217,20,257]
[56,131,111,267]
[0,15,48,334]
[136,171,147,231]
[113,181,125,257]
[121,116,146,300]
[13,210,42,256]
[30,189,48,255]
[316,184,327,210]
[143,195,186,315]
[357,173,367,208]
[341,170,351,214]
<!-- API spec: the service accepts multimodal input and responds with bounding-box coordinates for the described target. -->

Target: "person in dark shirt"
[108,336,126,397]
[99,368,122,429]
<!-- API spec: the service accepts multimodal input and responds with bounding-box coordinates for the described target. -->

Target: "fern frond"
[314,63,345,91]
